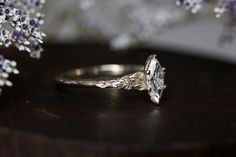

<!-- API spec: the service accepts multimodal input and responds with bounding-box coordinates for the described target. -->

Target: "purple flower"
[0,0,45,93]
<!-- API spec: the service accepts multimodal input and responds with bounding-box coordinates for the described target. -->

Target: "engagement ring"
[56,54,166,105]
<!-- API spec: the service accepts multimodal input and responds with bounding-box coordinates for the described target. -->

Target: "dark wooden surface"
[0,44,236,157]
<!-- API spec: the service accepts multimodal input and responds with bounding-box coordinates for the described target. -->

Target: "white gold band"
[56,64,147,91]
[55,54,166,105]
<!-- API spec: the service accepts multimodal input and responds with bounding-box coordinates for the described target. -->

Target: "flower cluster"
[215,0,236,18]
[0,0,45,93]
[0,54,19,93]
[177,0,236,17]
[176,0,203,14]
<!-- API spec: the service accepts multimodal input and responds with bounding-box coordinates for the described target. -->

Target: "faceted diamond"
[145,55,165,104]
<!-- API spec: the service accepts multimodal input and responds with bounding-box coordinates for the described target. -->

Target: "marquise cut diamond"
[145,55,165,104]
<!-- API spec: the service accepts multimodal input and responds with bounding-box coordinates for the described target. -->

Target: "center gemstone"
[144,55,165,104]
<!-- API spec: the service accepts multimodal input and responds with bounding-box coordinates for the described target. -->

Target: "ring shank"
[56,64,147,91]
[65,64,143,77]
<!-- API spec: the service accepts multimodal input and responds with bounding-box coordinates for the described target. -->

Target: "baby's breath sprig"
[0,0,45,94]
[177,0,236,17]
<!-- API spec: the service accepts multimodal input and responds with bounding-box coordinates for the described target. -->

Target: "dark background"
[0,44,235,156]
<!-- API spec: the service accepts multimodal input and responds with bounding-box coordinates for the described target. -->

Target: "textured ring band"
[56,54,166,104]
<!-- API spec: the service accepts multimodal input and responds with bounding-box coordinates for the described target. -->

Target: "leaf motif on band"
[96,72,147,91]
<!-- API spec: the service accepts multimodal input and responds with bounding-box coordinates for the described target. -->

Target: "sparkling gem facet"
[145,55,165,104]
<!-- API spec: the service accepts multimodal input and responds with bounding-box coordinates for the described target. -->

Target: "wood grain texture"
[0,44,236,157]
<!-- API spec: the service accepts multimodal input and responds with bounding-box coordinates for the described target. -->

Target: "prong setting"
[145,70,151,75]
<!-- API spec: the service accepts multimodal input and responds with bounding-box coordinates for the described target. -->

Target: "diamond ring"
[56,54,166,105]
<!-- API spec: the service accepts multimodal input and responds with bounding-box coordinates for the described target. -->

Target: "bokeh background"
[42,0,236,62]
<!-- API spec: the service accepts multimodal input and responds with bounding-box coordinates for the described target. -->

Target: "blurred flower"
[73,0,187,50]
[176,0,203,14]
[218,8,236,46]
[176,0,236,47]
[215,0,236,18]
